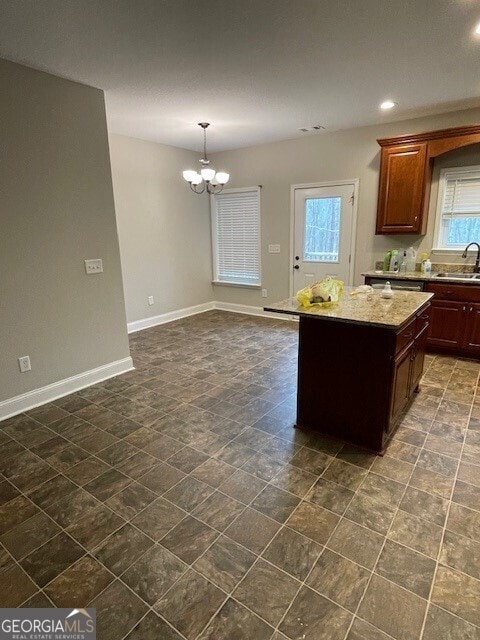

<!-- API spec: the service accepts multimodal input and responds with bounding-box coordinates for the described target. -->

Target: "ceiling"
[1,0,480,152]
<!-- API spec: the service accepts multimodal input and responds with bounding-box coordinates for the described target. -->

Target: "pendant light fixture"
[182,123,230,194]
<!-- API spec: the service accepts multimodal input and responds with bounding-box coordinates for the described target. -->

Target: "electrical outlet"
[148,296,154,306]
[84,259,103,274]
[18,356,31,373]
[262,289,268,298]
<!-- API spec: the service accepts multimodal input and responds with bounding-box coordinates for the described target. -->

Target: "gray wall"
[109,134,212,325]
[0,58,130,402]
[210,107,480,306]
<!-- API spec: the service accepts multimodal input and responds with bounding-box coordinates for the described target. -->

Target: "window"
[303,196,341,263]
[211,187,261,286]
[434,166,480,250]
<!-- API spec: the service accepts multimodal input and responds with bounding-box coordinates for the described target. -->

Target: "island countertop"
[264,286,433,329]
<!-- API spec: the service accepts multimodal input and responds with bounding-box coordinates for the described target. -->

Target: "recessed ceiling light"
[380,100,396,110]
[475,22,480,35]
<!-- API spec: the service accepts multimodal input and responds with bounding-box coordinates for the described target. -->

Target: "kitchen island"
[265,287,433,453]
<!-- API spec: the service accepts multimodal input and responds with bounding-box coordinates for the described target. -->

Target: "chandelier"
[182,123,230,194]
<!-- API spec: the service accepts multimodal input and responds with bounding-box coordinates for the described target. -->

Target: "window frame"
[433,165,480,254]
[210,186,262,288]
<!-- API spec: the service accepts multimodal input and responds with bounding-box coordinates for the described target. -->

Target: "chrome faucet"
[462,242,480,273]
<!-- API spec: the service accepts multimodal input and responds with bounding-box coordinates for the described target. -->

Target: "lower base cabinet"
[425,283,480,358]
[389,317,430,428]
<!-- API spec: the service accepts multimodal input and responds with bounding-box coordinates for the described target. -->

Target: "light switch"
[85,259,103,274]
[268,244,281,253]
[18,356,31,372]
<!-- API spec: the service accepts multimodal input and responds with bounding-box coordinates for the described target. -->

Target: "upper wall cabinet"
[376,124,480,235]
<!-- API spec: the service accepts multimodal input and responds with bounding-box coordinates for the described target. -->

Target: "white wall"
[0,58,130,404]
[210,107,480,307]
[109,134,213,325]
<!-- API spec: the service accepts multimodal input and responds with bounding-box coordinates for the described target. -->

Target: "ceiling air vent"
[299,125,326,133]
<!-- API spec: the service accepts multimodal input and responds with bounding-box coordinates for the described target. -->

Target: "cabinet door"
[376,143,428,234]
[463,303,480,354]
[427,299,465,349]
[411,324,429,392]
[390,344,413,428]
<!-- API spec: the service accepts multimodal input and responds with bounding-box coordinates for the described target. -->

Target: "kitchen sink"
[434,272,480,279]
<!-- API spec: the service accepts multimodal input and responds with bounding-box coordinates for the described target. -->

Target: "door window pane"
[303,197,341,262]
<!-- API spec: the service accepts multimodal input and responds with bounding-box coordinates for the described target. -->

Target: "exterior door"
[293,183,355,292]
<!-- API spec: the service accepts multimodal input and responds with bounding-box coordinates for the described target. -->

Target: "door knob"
[295,256,300,261]
[294,265,299,270]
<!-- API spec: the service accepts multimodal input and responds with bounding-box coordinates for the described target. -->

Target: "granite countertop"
[264,287,433,329]
[362,270,480,285]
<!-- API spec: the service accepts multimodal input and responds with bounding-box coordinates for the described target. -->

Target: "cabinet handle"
[420,314,429,320]
[463,306,466,312]
[403,332,413,339]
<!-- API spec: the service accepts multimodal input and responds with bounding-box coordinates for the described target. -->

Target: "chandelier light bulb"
[191,172,202,185]
[216,172,230,185]
[200,166,216,182]
[182,170,198,183]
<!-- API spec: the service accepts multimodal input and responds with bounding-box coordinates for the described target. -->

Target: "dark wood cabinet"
[463,303,480,353]
[295,302,431,453]
[390,344,413,426]
[376,124,480,235]
[425,283,480,358]
[390,318,429,430]
[428,299,465,350]
[376,143,429,234]
[411,323,429,391]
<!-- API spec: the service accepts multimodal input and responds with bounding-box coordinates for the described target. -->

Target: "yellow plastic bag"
[296,277,344,308]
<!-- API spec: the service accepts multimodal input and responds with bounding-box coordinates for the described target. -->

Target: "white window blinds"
[442,171,480,217]
[212,188,261,285]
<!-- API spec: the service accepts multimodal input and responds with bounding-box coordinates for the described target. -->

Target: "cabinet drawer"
[425,283,480,302]
[416,305,431,336]
[395,318,416,354]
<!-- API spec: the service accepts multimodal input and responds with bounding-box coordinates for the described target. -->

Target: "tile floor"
[1,310,480,640]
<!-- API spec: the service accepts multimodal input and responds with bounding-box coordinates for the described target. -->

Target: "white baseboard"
[0,356,134,421]
[127,302,215,333]
[213,301,297,321]
[1,301,294,422]
[128,301,297,332]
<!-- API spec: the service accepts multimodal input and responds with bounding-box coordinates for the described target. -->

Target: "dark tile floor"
[1,310,480,639]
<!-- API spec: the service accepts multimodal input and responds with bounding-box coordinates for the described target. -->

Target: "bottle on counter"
[424,257,432,275]
[389,250,399,272]
[420,252,429,273]
[383,250,392,272]
[399,249,408,273]
[406,246,417,272]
